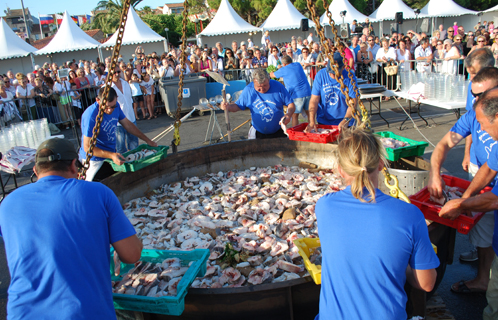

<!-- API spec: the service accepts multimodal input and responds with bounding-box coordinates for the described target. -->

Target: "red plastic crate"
[409,174,492,234]
[287,123,340,144]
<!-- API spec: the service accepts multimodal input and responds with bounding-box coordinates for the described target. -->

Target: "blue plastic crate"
[110,249,209,316]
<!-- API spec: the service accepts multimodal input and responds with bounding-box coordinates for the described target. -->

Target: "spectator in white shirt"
[414,38,433,73]
[375,38,397,89]
[307,32,313,44]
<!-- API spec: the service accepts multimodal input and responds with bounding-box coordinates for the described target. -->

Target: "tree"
[139,5,152,17]
[91,0,144,34]
[80,22,93,31]
[140,13,196,47]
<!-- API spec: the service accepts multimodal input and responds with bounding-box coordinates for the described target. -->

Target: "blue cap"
[326,52,344,75]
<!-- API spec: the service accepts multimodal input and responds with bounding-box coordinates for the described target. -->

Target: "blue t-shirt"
[0,175,136,320]
[79,102,126,161]
[490,185,498,255]
[315,186,439,320]
[273,63,312,99]
[466,81,474,111]
[451,109,498,177]
[130,82,142,97]
[349,44,360,58]
[311,68,357,125]
[236,80,293,134]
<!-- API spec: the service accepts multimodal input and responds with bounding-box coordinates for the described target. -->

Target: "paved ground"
[0,97,488,319]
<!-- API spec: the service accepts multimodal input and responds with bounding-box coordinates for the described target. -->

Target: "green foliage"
[252,0,277,21]
[140,13,196,46]
[349,0,368,13]
[79,22,93,31]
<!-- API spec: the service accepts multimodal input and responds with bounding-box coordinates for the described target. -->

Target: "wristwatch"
[343,117,351,123]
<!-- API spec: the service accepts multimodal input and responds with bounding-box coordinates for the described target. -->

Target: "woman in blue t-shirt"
[315,129,439,320]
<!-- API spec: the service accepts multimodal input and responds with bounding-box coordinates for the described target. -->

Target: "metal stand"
[203,106,225,145]
[366,96,389,127]
[399,100,429,130]
[0,172,18,201]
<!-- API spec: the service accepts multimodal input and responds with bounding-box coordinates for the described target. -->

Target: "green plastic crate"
[374,131,429,162]
[106,144,169,173]
[110,249,209,316]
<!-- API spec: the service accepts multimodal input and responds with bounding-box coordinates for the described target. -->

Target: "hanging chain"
[306,0,361,126]
[323,2,371,130]
[79,0,131,180]
[173,0,189,146]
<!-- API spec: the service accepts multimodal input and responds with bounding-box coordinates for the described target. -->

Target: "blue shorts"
[293,96,310,113]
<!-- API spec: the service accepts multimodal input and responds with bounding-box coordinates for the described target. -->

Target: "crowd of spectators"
[1,19,497,128]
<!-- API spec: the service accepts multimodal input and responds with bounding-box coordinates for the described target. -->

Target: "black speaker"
[395,12,403,24]
[301,18,309,32]
[340,23,350,39]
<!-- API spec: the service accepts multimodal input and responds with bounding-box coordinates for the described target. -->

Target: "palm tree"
[92,0,143,34]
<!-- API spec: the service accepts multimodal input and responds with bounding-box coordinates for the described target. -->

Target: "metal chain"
[322,1,371,130]
[173,0,190,146]
[79,0,131,180]
[314,0,407,202]
[305,0,361,126]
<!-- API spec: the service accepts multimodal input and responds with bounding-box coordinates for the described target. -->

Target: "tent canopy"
[320,0,372,26]
[102,7,165,47]
[0,17,37,60]
[420,0,477,17]
[260,0,315,31]
[35,11,101,55]
[484,4,498,13]
[370,0,416,20]
[200,0,260,36]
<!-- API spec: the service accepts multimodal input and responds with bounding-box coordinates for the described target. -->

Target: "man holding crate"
[429,68,498,297]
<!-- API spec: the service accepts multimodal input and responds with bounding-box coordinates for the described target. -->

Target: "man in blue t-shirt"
[440,88,498,320]
[79,86,157,181]
[0,138,142,319]
[306,52,358,132]
[220,69,295,139]
[271,55,312,127]
[429,68,498,295]
[462,48,495,173]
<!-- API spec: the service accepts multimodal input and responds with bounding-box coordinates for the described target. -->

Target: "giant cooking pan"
[103,139,454,320]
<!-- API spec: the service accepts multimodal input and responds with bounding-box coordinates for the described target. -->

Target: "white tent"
[101,7,166,59]
[0,17,36,60]
[370,0,416,20]
[0,17,36,74]
[260,0,315,31]
[420,0,477,17]
[320,0,371,26]
[485,4,498,12]
[35,11,101,55]
[103,7,165,47]
[200,0,260,36]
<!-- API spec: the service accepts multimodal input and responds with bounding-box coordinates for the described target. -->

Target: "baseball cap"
[241,41,247,46]
[236,49,242,54]
[36,138,78,165]
[326,52,344,75]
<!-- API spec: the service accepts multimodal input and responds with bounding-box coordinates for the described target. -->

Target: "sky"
[2,0,180,16]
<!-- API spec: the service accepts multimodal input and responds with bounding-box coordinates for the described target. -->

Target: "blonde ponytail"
[337,128,387,202]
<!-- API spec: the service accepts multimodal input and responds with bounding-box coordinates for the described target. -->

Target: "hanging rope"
[307,0,410,203]
[79,0,131,180]
[173,0,190,147]
[323,2,371,130]
[305,0,361,125]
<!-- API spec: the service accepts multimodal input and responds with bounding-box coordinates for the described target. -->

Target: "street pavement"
[0,97,488,319]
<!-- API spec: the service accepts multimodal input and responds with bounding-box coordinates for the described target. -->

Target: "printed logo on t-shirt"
[253,98,274,122]
[323,82,340,106]
[101,118,118,142]
[477,129,498,158]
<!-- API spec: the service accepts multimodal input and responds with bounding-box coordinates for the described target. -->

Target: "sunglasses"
[448,30,454,33]
[114,70,122,74]
[472,90,484,99]
[478,40,485,43]
[455,38,462,41]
